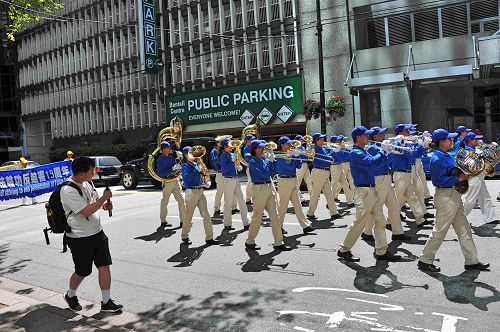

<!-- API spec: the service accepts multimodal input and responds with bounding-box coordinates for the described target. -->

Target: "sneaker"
[301,201,309,207]
[306,214,317,220]
[243,225,250,231]
[418,261,440,273]
[281,228,288,235]
[205,239,221,245]
[224,226,235,231]
[101,299,123,313]
[337,250,360,262]
[385,224,392,231]
[160,220,172,227]
[213,210,222,217]
[231,209,240,214]
[303,226,316,234]
[464,262,490,271]
[246,201,252,206]
[64,293,82,311]
[182,238,192,245]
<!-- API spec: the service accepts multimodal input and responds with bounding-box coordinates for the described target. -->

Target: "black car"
[120,137,218,190]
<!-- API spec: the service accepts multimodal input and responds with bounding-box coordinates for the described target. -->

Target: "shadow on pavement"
[167,243,207,267]
[132,289,289,332]
[134,225,181,243]
[423,269,500,311]
[216,228,246,247]
[471,223,500,238]
[0,244,31,277]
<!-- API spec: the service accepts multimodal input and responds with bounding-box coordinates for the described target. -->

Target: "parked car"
[120,137,218,190]
[1,160,40,169]
[421,149,500,178]
[89,156,122,186]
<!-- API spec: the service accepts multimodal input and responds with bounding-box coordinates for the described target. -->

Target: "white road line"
[346,298,404,311]
[292,287,389,298]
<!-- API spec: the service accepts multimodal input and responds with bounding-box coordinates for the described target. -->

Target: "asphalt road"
[1,179,500,331]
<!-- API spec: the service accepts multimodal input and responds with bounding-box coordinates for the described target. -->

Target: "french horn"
[452,148,486,194]
[479,144,500,177]
[147,116,183,183]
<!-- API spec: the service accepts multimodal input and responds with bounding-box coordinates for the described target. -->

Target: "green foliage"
[325,96,347,119]
[5,0,63,41]
[49,144,146,164]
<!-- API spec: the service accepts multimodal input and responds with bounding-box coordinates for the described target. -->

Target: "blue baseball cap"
[395,124,412,134]
[337,135,347,140]
[312,133,327,141]
[432,129,458,142]
[329,135,338,143]
[370,127,387,138]
[160,141,171,149]
[278,136,294,146]
[182,146,191,154]
[245,134,256,141]
[295,135,304,140]
[352,126,375,140]
[221,138,231,147]
[456,126,472,133]
[464,132,483,141]
[251,139,268,150]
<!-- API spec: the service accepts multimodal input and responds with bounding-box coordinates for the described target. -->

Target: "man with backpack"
[60,157,122,312]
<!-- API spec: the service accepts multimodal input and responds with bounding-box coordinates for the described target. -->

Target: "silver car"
[89,156,122,186]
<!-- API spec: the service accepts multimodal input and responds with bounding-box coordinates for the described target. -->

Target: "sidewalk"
[0,277,194,331]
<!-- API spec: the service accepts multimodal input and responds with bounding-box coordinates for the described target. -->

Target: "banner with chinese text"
[0,161,72,201]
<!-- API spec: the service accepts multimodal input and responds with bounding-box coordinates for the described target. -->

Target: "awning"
[408,65,473,81]
[348,73,406,89]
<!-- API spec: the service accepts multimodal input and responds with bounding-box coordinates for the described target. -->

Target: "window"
[249,42,258,69]
[388,14,411,46]
[237,45,246,72]
[414,10,439,41]
[192,14,199,38]
[273,38,283,65]
[194,56,202,79]
[216,51,223,75]
[258,0,267,24]
[226,47,234,74]
[224,4,231,32]
[284,0,293,18]
[360,90,381,128]
[286,37,296,64]
[213,8,221,34]
[271,0,280,21]
[202,12,210,34]
[247,0,255,26]
[235,3,243,29]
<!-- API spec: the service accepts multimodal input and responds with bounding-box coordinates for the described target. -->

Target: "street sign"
[258,108,273,125]
[138,0,159,74]
[240,109,255,126]
[277,105,294,123]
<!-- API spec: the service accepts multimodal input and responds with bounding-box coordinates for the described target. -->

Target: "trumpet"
[325,142,352,152]
[368,140,414,154]
[265,141,278,151]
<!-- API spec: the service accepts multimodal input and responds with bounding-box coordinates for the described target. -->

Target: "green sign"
[166,75,304,126]
[139,0,159,74]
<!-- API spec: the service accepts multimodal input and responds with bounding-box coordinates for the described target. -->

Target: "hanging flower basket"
[326,96,347,120]
[302,99,321,120]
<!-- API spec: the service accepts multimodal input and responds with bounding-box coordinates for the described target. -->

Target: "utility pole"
[316,0,326,133]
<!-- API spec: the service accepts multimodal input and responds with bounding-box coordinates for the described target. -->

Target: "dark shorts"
[66,230,112,277]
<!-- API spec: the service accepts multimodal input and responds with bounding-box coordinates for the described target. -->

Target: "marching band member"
[180,147,221,246]
[219,138,250,231]
[336,135,356,199]
[211,140,236,217]
[389,124,432,228]
[158,141,186,227]
[361,128,410,242]
[337,126,400,262]
[244,134,255,205]
[414,132,433,202]
[418,129,489,272]
[306,133,341,221]
[454,125,471,152]
[329,136,354,206]
[294,135,313,204]
[245,140,291,251]
[276,136,316,235]
[461,132,497,224]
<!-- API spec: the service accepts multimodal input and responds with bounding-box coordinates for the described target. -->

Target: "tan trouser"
[419,188,479,265]
[181,188,213,240]
[464,173,497,224]
[214,172,236,211]
[245,168,253,203]
[415,158,431,198]
[222,177,249,226]
[160,180,186,223]
[339,187,388,255]
[341,162,355,195]
[331,164,353,203]
[411,165,427,213]
[393,171,425,224]
[364,174,405,236]
[277,177,310,229]
[307,168,338,216]
[246,183,283,246]
[296,163,313,200]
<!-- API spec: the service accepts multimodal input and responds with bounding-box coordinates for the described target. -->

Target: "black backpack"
[43,181,83,252]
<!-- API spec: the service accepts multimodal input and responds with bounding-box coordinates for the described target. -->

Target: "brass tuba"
[239,121,261,167]
[188,146,211,187]
[147,116,183,183]
[479,144,500,177]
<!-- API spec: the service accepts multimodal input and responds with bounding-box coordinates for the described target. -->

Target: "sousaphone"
[148,116,183,183]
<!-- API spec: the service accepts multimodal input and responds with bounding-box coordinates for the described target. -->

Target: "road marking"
[346,298,404,311]
[432,313,467,332]
[292,287,389,298]
[351,312,378,321]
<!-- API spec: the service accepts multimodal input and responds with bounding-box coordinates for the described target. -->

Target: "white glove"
[417,139,424,146]
[478,140,484,145]
[268,153,276,162]
[423,137,432,148]
[204,180,212,189]
[422,131,431,139]
[492,142,498,147]
[236,164,243,172]
[172,164,181,171]
[176,151,183,158]
[475,149,484,155]
[334,146,341,153]
[380,142,391,153]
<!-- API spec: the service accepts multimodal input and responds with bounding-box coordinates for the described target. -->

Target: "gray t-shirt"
[60,179,102,238]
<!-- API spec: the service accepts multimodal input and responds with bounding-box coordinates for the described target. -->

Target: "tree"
[4,0,63,41]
